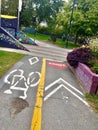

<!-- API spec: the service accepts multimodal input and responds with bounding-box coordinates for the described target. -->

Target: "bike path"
[0,56,98,130]
[0,55,42,130]
[43,59,98,130]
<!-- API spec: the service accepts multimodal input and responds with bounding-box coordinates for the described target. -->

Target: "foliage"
[25,33,79,48]
[37,26,50,35]
[85,93,98,114]
[20,1,33,27]
[31,0,64,23]
[56,0,98,39]
[93,63,98,74]
[89,38,98,58]
[20,0,64,27]
[50,34,57,42]
[67,47,93,68]
[1,0,18,16]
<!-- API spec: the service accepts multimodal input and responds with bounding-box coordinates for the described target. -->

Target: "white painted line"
[44,85,62,101]
[27,72,40,87]
[62,85,89,107]
[4,89,12,94]
[44,84,89,107]
[46,58,63,63]
[45,78,60,91]
[4,69,41,99]
[45,78,83,96]
[60,78,84,96]
[4,69,17,84]
[29,57,39,65]
[19,82,29,99]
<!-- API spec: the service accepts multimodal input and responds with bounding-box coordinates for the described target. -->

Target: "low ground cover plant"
[67,47,93,68]
[67,43,98,74]
[85,93,98,114]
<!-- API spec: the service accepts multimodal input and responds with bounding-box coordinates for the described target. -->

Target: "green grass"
[25,33,79,49]
[25,33,50,41]
[54,38,79,48]
[0,51,25,78]
[85,93,98,114]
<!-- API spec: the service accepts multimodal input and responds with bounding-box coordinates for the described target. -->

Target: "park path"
[0,41,98,130]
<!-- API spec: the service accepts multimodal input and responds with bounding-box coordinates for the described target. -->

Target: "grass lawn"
[25,33,79,49]
[85,93,98,115]
[0,51,25,78]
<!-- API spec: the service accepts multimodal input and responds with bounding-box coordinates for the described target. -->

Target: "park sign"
[1,15,18,30]
[0,15,18,36]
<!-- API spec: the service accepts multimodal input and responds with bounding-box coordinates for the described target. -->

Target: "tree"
[56,0,98,44]
[1,0,18,16]
[32,0,64,23]
[20,0,34,27]
[20,0,64,27]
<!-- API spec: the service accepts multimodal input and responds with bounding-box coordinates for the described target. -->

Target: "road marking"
[47,62,67,69]
[44,84,89,107]
[60,78,84,96]
[29,57,39,65]
[45,78,83,96]
[30,58,46,130]
[46,58,63,63]
[4,69,19,84]
[44,78,89,106]
[62,85,89,107]
[44,84,62,101]
[4,69,40,99]
[27,72,40,87]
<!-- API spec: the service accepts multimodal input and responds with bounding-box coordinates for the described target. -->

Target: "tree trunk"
[74,34,78,45]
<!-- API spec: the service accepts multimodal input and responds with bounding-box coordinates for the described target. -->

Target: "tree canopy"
[56,0,98,38]
[1,0,18,16]
[1,0,64,27]
[20,0,64,26]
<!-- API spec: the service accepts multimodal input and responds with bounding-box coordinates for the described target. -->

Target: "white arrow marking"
[44,84,89,107]
[29,57,39,65]
[62,85,89,107]
[60,78,84,96]
[45,78,83,96]
[44,85,62,101]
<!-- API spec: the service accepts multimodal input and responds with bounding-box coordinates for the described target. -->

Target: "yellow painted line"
[30,58,46,130]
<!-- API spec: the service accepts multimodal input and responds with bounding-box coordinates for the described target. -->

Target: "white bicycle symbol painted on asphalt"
[4,69,40,99]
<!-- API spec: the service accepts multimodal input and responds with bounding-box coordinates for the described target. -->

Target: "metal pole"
[17,0,20,30]
[17,0,22,30]
[0,0,1,27]
[65,0,75,48]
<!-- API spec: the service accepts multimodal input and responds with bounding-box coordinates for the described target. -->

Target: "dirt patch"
[11,97,29,115]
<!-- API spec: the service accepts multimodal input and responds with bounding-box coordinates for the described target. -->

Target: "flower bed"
[67,46,98,94]
[68,63,98,94]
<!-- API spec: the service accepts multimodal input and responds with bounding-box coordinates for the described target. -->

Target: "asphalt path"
[0,55,98,130]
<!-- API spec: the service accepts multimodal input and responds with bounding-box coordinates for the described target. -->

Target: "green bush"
[93,63,98,74]
[89,38,98,58]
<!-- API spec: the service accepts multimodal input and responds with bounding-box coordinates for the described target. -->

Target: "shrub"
[93,63,98,74]
[89,38,98,58]
[50,34,57,42]
[67,47,93,68]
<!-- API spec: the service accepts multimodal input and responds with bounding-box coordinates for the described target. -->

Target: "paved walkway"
[0,41,98,130]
